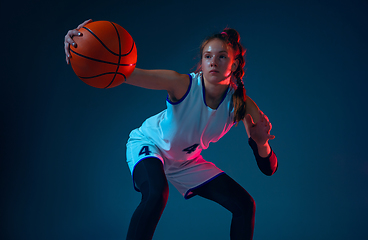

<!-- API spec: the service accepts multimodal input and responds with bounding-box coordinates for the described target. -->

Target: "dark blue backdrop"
[2,0,367,239]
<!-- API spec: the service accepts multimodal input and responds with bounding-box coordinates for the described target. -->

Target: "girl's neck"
[203,77,230,109]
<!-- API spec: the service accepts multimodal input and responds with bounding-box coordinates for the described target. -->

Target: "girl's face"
[201,38,238,86]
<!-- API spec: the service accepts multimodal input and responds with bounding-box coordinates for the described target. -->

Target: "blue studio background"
[1,0,367,239]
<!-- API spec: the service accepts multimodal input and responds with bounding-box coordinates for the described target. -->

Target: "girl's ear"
[231,59,239,72]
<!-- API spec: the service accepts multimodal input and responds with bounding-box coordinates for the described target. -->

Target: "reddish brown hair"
[196,28,247,124]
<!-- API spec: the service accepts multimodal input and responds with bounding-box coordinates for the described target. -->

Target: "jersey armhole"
[166,74,193,105]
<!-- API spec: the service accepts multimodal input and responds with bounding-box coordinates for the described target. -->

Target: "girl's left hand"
[245,110,275,146]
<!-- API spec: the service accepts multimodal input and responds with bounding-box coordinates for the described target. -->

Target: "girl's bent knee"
[236,194,256,217]
[248,196,256,214]
[140,180,169,206]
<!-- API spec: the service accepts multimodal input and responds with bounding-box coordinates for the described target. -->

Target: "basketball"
[69,21,137,88]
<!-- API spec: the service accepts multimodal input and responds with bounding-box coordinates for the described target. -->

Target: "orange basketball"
[69,21,137,88]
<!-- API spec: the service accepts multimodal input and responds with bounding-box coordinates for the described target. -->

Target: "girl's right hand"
[64,19,93,64]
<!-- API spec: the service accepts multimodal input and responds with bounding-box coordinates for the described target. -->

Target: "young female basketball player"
[65,19,278,240]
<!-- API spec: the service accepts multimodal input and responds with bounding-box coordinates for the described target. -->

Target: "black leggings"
[126,157,255,240]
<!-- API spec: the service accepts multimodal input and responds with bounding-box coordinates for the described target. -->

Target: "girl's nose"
[210,57,217,67]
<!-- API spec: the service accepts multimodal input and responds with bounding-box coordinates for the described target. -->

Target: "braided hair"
[197,28,247,125]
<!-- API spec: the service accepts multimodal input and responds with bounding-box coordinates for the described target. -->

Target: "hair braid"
[223,29,247,125]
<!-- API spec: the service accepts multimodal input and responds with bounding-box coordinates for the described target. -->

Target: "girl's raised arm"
[126,69,189,101]
[64,20,189,101]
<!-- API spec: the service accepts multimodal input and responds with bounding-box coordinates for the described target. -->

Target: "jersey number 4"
[183,144,199,154]
[139,146,152,156]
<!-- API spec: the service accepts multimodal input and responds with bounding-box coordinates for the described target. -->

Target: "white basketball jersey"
[138,72,235,161]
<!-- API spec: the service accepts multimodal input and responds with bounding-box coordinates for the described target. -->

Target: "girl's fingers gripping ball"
[69,20,137,89]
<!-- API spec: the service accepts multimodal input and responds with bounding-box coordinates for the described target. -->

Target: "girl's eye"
[220,55,226,59]
[204,55,211,59]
